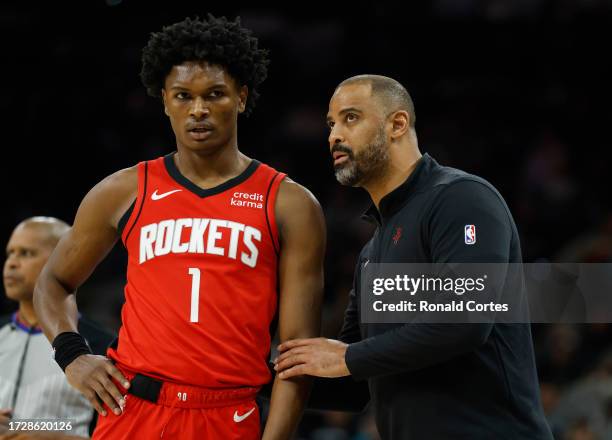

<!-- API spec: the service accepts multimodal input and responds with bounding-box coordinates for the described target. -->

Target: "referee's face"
[3,225,53,302]
[327,83,389,186]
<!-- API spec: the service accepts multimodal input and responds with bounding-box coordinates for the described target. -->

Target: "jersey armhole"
[120,161,149,246]
[117,201,135,238]
[265,172,286,256]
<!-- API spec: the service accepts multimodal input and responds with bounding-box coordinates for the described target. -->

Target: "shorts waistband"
[116,366,259,409]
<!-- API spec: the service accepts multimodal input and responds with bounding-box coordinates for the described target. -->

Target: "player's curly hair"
[140,14,269,117]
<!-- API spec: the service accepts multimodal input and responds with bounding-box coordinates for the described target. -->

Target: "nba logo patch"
[464,225,476,245]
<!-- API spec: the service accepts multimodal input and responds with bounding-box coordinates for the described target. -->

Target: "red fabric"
[92,397,260,439]
[92,365,261,439]
[108,155,285,389]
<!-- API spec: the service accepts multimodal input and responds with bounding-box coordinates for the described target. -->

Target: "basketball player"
[33,16,325,439]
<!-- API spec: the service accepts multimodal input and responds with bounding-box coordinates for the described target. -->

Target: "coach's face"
[162,61,248,154]
[327,83,389,187]
[3,225,53,302]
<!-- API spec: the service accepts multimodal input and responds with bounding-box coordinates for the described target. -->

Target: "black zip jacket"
[340,153,553,440]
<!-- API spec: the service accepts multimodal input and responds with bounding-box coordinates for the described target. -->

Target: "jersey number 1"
[188,268,201,323]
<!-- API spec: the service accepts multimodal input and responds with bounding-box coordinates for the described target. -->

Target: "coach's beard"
[334,128,389,187]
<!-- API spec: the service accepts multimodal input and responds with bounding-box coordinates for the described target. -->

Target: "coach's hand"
[65,354,130,417]
[274,338,351,379]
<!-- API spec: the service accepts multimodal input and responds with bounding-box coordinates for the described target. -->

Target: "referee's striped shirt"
[0,313,114,437]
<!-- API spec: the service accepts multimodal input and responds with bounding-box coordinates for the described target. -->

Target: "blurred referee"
[274,75,553,439]
[1,217,114,438]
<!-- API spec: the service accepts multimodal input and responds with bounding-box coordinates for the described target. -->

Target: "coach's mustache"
[331,144,355,159]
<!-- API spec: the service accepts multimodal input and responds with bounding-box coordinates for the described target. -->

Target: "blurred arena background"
[1,1,611,439]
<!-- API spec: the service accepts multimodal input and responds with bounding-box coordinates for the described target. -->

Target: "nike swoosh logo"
[151,189,182,201]
[233,407,255,423]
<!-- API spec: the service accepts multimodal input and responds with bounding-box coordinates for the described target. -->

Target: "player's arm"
[261,179,325,440]
[33,167,137,417]
[301,249,371,412]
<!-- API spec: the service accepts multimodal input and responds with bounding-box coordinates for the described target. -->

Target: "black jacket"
[340,154,553,439]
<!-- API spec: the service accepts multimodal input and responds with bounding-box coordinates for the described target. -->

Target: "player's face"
[3,226,53,302]
[162,61,247,154]
[327,83,389,187]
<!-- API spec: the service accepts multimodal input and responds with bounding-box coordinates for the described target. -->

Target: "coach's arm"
[261,179,325,440]
[33,168,137,418]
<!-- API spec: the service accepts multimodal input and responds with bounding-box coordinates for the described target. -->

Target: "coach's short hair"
[338,75,416,127]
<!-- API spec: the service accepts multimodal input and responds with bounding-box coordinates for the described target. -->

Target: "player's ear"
[389,110,409,140]
[161,89,169,117]
[238,85,248,114]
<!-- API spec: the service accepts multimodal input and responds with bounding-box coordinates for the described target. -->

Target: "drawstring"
[159,394,181,438]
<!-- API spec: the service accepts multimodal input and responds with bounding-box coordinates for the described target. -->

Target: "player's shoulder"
[277,177,322,213]
[275,178,325,233]
[96,165,139,195]
[73,164,140,231]
[84,165,139,209]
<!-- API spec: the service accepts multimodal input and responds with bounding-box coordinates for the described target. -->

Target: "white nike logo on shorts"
[233,407,256,423]
[151,189,182,200]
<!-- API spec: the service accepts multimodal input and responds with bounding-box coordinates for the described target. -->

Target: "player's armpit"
[261,179,326,440]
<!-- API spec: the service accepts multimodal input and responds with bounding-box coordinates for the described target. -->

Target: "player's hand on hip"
[274,338,350,379]
[65,354,130,417]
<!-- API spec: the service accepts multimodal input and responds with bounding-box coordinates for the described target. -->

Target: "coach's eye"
[327,121,335,129]
[346,113,357,122]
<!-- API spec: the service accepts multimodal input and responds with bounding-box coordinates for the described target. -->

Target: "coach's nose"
[328,126,345,150]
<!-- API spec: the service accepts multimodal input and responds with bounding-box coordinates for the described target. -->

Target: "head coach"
[273,75,554,439]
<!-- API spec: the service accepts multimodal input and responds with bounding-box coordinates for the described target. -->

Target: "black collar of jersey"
[164,152,260,198]
[362,153,435,225]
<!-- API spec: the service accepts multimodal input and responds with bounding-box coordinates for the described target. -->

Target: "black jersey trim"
[117,201,135,237]
[264,172,282,257]
[124,162,148,245]
[163,153,260,198]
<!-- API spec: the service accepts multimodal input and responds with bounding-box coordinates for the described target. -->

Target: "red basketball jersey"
[108,153,285,389]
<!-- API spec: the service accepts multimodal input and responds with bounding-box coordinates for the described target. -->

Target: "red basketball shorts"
[91,368,260,440]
